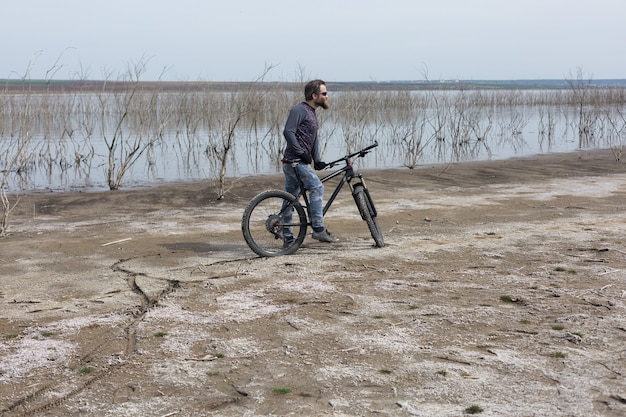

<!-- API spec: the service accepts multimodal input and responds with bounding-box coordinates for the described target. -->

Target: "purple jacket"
[282,102,321,162]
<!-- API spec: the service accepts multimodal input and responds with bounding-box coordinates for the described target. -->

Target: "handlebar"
[327,141,378,167]
[285,141,378,168]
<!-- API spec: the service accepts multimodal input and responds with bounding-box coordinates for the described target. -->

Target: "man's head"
[304,79,330,109]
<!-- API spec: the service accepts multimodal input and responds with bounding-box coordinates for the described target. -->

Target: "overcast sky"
[3,0,625,82]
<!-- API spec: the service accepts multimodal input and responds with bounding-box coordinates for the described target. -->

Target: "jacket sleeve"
[283,105,307,156]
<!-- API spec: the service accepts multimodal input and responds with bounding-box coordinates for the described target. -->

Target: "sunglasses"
[317,91,328,96]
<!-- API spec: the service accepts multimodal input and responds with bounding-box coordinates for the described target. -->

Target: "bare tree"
[248,86,296,172]
[204,92,244,199]
[0,180,19,237]
[204,65,277,199]
[0,62,37,236]
[566,68,597,147]
[604,106,626,161]
[394,117,429,169]
[386,92,431,169]
[0,137,29,237]
[99,59,167,190]
[337,91,382,153]
[537,107,556,149]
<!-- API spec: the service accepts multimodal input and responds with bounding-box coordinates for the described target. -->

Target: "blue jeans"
[282,163,325,238]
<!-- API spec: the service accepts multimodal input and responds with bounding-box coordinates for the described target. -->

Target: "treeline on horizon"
[2,78,626,93]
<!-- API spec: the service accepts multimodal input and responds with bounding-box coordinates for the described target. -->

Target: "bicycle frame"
[241,141,383,257]
[288,142,378,223]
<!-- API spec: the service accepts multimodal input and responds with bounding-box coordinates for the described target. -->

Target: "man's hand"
[314,161,327,170]
[297,153,312,164]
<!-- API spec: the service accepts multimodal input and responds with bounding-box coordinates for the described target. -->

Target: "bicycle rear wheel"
[242,190,307,257]
[353,184,384,247]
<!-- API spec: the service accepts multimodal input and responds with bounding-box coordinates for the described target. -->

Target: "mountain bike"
[242,142,384,257]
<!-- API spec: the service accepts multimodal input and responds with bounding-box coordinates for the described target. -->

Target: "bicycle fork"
[350,174,379,219]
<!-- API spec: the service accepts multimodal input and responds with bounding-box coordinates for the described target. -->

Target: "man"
[282,79,338,244]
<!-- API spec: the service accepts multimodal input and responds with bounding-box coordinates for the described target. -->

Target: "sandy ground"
[1,150,625,417]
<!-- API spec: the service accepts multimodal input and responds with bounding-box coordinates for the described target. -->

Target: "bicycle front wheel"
[242,190,308,257]
[353,184,385,248]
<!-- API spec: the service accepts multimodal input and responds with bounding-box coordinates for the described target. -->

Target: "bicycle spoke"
[242,190,307,257]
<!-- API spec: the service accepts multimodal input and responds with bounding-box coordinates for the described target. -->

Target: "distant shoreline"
[2,78,626,93]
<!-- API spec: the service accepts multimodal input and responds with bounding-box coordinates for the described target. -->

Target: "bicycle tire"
[242,190,307,257]
[353,184,385,248]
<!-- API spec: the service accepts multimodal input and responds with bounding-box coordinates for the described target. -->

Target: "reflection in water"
[1,89,624,191]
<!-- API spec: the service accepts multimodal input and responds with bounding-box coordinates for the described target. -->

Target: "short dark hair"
[304,79,326,101]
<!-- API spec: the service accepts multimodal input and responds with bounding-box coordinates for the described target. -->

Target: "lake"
[1,86,624,192]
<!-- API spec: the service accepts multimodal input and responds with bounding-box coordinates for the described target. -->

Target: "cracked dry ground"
[1,150,625,417]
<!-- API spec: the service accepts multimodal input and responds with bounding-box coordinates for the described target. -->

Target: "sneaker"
[311,229,339,243]
[283,237,295,249]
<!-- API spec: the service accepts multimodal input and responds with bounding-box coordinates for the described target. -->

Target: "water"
[1,89,623,192]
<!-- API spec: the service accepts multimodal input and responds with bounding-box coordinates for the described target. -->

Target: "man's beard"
[316,97,330,109]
